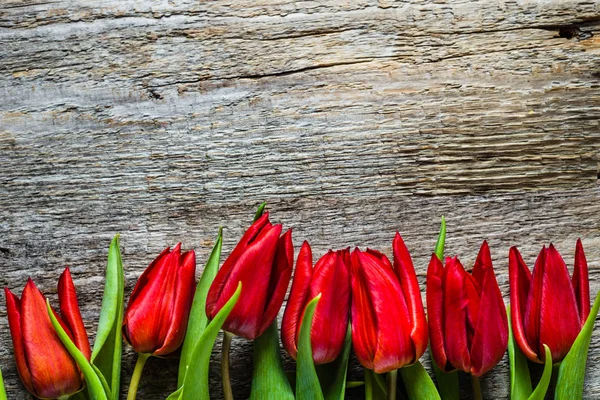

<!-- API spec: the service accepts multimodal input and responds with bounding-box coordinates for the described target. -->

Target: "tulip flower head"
[509,240,590,364]
[351,237,428,374]
[5,268,91,399]
[123,243,196,356]
[206,212,294,340]
[282,242,351,364]
[427,241,508,377]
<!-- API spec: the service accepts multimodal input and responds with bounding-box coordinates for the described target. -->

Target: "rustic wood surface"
[1,0,600,399]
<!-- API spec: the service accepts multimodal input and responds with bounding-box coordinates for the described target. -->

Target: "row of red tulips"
[2,205,598,400]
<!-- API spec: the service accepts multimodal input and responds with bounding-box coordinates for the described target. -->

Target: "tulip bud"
[509,240,590,364]
[123,243,196,356]
[206,212,293,340]
[351,242,427,374]
[4,268,91,399]
[281,242,351,364]
[427,241,508,376]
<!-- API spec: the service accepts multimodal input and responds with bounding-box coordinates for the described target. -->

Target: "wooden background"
[1,0,599,398]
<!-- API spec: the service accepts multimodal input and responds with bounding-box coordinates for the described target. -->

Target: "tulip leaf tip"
[254,202,267,221]
[434,216,447,261]
[0,368,6,400]
[296,295,325,400]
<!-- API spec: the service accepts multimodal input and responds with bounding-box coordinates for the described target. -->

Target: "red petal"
[464,274,481,348]
[281,241,313,360]
[508,246,538,362]
[426,254,449,371]
[572,239,590,324]
[472,241,492,288]
[205,213,271,319]
[351,249,414,373]
[123,245,180,354]
[350,250,378,371]
[259,229,294,337]
[217,223,282,339]
[58,268,91,360]
[443,257,471,373]
[309,248,351,364]
[154,250,197,355]
[523,247,545,360]
[21,279,81,398]
[538,244,581,362]
[470,265,508,376]
[393,233,428,362]
[4,287,35,394]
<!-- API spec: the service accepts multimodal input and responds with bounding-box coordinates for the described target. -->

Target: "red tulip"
[206,212,293,340]
[4,268,91,399]
[427,241,508,376]
[509,240,589,364]
[351,243,427,374]
[281,242,351,364]
[123,243,196,356]
[392,233,429,362]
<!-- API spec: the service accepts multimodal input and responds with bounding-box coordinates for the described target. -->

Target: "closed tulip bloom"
[206,212,294,340]
[123,243,196,356]
[427,241,508,376]
[282,242,351,364]
[509,240,589,364]
[5,268,91,399]
[351,245,427,374]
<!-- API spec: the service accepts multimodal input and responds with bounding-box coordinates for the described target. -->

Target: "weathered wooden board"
[1,0,599,399]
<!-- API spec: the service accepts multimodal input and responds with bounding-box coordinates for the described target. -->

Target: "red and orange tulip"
[4,268,91,399]
[351,236,428,374]
[206,212,294,340]
[281,242,351,364]
[123,243,196,356]
[427,241,508,376]
[509,240,590,364]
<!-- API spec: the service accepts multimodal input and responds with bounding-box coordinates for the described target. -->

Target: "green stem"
[222,331,234,400]
[126,353,150,400]
[387,370,398,400]
[365,369,374,400]
[471,375,483,400]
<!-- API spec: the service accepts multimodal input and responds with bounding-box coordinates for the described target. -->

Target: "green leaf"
[346,381,364,389]
[69,391,88,400]
[180,282,242,400]
[91,235,124,399]
[46,299,109,400]
[528,345,552,400]
[364,369,387,400]
[165,386,183,400]
[91,363,112,399]
[430,362,458,400]
[250,322,295,400]
[555,291,600,400]
[296,295,325,400]
[434,216,446,261]
[0,369,7,400]
[254,202,267,221]
[400,361,441,400]
[316,322,353,400]
[178,228,223,386]
[507,306,533,400]
[430,216,459,400]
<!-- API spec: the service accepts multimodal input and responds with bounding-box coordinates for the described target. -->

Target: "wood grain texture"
[1,0,599,398]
